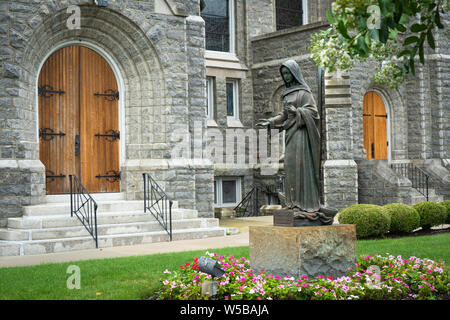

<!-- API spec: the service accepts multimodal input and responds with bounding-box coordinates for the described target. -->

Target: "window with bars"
[276,0,304,30]
[201,0,234,52]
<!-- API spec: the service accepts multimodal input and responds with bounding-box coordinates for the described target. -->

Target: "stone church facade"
[0,0,449,228]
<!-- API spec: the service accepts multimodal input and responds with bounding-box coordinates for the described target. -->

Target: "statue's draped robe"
[269,62,320,212]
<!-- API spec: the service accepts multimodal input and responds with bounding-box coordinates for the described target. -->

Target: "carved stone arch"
[21,5,169,162]
[351,62,408,161]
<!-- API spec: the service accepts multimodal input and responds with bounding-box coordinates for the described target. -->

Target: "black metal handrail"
[69,175,98,248]
[390,163,430,201]
[234,176,285,217]
[143,173,173,241]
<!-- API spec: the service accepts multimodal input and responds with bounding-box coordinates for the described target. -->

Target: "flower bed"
[158,252,450,300]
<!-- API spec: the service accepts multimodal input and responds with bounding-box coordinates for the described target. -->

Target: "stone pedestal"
[249,225,356,279]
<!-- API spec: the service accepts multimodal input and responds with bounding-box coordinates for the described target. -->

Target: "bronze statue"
[257,60,337,226]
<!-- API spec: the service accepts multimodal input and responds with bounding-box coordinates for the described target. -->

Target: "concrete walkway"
[0,216,273,268]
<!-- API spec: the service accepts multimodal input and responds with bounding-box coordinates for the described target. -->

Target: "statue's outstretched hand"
[256,119,270,127]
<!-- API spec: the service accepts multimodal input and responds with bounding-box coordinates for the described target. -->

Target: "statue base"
[249,225,356,279]
[273,207,338,227]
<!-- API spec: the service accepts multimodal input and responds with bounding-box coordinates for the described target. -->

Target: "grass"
[0,233,448,300]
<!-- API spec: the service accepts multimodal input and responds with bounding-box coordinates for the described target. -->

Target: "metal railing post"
[143,173,147,213]
[142,173,173,241]
[69,175,73,218]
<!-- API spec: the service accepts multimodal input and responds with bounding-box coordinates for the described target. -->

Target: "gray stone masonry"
[0,0,213,218]
[356,160,413,205]
[0,159,45,225]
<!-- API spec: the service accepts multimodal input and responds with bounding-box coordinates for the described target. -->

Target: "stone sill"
[206,50,249,72]
[206,119,218,127]
[226,118,244,128]
[251,21,329,43]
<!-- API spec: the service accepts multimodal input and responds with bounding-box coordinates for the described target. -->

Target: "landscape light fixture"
[198,256,225,278]
[198,256,226,297]
[94,0,108,7]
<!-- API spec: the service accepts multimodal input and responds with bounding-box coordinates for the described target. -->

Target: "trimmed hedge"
[440,200,450,224]
[383,203,421,234]
[412,201,447,230]
[337,204,390,238]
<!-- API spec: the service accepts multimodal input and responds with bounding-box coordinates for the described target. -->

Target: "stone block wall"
[322,71,359,210]
[356,160,413,205]
[121,159,214,217]
[0,160,45,226]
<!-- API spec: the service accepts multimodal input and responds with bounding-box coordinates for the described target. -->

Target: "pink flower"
[427,269,433,274]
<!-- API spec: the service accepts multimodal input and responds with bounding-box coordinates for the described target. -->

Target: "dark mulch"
[364,226,450,240]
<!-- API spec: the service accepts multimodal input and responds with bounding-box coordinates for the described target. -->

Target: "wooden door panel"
[363,92,374,159]
[80,47,120,193]
[362,91,387,160]
[39,45,120,194]
[373,93,388,159]
[39,46,80,194]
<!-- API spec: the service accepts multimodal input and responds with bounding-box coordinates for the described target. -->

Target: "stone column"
[323,71,358,211]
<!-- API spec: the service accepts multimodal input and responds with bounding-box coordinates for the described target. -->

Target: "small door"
[363,91,388,160]
[39,46,120,194]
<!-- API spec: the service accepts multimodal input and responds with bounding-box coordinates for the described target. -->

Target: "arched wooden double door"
[38,46,120,194]
[363,91,388,160]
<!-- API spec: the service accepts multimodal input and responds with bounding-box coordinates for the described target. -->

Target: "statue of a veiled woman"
[257,60,337,225]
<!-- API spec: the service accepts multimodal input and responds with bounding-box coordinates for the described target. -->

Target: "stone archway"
[18,5,169,201]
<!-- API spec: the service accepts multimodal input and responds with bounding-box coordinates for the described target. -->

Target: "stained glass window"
[276,0,303,30]
[201,0,231,52]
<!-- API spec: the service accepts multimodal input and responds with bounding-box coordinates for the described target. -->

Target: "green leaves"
[427,28,436,50]
[326,9,335,25]
[357,35,369,56]
[411,23,427,32]
[311,0,447,88]
[404,36,419,46]
[337,19,351,39]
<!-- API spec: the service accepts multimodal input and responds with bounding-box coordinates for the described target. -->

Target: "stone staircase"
[0,193,226,256]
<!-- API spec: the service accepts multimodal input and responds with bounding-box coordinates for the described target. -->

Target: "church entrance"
[38,45,120,194]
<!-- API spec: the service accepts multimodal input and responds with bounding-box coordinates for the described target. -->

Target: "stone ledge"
[249,224,356,279]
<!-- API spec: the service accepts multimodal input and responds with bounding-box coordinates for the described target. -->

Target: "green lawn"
[0,233,448,300]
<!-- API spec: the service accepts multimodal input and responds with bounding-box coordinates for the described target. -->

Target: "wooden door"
[38,46,120,194]
[363,91,388,160]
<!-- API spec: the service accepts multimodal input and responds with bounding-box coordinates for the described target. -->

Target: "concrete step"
[23,200,179,216]
[7,209,198,229]
[45,193,125,203]
[1,227,227,256]
[0,218,220,241]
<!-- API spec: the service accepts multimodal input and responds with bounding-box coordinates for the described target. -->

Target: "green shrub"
[382,203,420,234]
[338,204,390,238]
[412,201,447,230]
[440,200,450,224]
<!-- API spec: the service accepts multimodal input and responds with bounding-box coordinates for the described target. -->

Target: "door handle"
[75,134,80,156]
[371,142,375,158]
